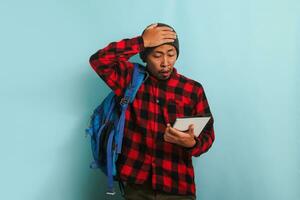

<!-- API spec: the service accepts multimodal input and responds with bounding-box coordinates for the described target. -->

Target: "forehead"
[152,44,176,53]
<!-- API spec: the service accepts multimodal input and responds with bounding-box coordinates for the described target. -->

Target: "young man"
[89,23,215,200]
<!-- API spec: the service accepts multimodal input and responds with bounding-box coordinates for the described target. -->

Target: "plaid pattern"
[89,36,215,195]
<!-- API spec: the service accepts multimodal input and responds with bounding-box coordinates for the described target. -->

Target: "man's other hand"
[142,23,177,48]
[164,123,196,148]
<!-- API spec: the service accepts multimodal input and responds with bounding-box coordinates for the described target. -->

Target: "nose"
[161,56,169,68]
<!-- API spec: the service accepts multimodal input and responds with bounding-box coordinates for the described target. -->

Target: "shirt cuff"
[184,137,199,152]
[137,36,145,52]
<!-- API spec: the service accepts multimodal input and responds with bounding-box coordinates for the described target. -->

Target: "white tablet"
[173,116,211,137]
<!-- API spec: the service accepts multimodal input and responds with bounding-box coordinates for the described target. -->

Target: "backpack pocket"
[99,121,114,165]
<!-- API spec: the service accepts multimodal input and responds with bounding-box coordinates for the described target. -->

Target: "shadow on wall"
[35,63,124,200]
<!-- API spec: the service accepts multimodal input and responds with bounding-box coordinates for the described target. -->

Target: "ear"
[145,54,150,63]
[144,50,153,63]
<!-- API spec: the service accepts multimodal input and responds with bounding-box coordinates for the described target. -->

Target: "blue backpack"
[85,63,146,195]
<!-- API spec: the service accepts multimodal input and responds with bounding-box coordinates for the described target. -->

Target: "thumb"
[188,124,194,135]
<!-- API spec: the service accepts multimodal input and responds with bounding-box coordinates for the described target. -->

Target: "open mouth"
[160,71,171,77]
[161,70,170,74]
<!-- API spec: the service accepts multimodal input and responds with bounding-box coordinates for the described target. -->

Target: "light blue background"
[0,0,299,200]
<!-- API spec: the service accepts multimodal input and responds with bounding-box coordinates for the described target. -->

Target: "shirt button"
[156,99,160,104]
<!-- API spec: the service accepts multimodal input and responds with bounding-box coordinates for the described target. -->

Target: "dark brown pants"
[123,181,196,200]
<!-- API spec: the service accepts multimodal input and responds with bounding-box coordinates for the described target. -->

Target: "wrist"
[185,137,197,149]
[189,138,196,148]
[141,35,149,48]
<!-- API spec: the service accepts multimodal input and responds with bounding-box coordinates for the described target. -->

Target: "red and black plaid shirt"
[89,36,215,195]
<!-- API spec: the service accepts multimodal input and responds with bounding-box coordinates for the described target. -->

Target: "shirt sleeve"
[89,36,145,97]
[187,85,215,157]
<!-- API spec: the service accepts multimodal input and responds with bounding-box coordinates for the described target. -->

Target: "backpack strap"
[126,63,147,103]
[106,63,146,195]
[94,93,116,167]
[106,128,116,195]
[116,63,146,153]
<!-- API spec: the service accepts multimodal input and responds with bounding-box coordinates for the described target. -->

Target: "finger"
[161,34,177,40]
[165,124,171,135]
[188,124,195,135]
[161,39,176,44]
[164,132,177,143]
[164,132,171,141]
[188,124,194,129]
[146,23,158,30]
[168,126,181,137]
[161,30,176,35]
[166,123,171,131]
[160,32,176,39]
[161,32,177,38]
[161,31,176,35]
[165,125,178,138]
[157,26,174,32]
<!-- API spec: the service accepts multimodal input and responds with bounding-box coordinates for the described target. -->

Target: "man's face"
[145,44,177,80]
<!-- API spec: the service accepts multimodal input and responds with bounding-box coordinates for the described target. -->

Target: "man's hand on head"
[164,123,196,148]
[142,23,177,48]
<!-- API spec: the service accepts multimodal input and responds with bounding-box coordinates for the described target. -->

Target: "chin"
[159,75,170,80]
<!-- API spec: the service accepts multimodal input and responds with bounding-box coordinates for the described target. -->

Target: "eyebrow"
[153,49,175,54]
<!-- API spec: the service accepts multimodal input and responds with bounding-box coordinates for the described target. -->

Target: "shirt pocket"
[162,99,193,125]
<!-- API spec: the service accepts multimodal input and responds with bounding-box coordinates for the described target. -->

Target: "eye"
[153,54,161,58]
[168,54,175,57]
